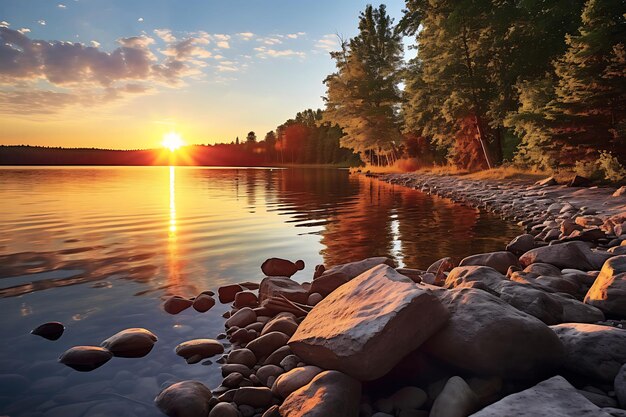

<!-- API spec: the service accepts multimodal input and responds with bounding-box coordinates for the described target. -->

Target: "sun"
[162,132,184,151]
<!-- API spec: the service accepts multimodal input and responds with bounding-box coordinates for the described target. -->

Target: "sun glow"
[162,132,184,151]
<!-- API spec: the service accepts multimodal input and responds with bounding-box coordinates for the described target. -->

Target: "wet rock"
[424,288,564,379]
[272,366,323,398]
[551,323,626,382]
[259,276,309,304]
[585,256,626,317]
[58,346,112,372]
[101,328,157,358]
[233,386,273,407]
[506,234,535,256]
[247,331,290,359]
[192,294,216,312]
[218,284,245,303]
[209,402,239,417]
[459,251,521,274]
[445,266,506,289]
[163,296,193,314]
[262,258,305,278]
[430,376,478,417]
[31,322,65,341]
[175,339,224,363]
[290,265,449,381]
[226,307,257,328]
[520,241,611,271]
[257,364,284,387]
[228,348,257,368]
[279,370,361,417]
[155,380,213,417]
[261,316,298,337]
[235,291,259,308]
[470,375,611,417]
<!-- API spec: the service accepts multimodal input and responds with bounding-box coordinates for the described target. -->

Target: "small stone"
[246,331,290,359]
[256,364,284,387]
[223,372,244,388]
[209,402,239,417]
[235,291,259,308]
[31,321,65,341]
[163,296,193,314]
[264,345,292,366]
[193,294,216,312]
[280,355,300,372]
[222,364,253,378]
[228,348,257,368]
[175,339,224,362]
[100,328,157,358]
[261,316,299,337]
[226,307,257,328]
[58,346,112,372]
[307,293,323,306]
[219,284,245,303]
[233,386,273,408]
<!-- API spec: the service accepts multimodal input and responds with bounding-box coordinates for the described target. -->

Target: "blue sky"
[0,0,408,149]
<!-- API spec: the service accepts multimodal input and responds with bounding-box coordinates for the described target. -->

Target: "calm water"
[0,166,520,416]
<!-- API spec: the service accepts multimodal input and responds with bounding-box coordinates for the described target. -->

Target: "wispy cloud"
[0,21,9,28]
[254,46,305,59]
[315,34,339,52]
[38,20,46,26]
[237,32,254,41]
[57,3,67,8]
[18,28,31,34]
[287,32,306,39]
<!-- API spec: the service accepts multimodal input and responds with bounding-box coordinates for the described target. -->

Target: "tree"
[322,4,403,166]
[264,131,277,162]
[246,131,256,143]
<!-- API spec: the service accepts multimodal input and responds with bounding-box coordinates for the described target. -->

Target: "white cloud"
[38,20,46,26]
[287,32,306,39]
[315,34,339,51]
[90,40,100,47]
[254,46,305,59]
[138,17,144,22]
[237,32,254,41]
[57,3,67,8]
[216,64,238,72]
[262,37,282,45]
[18,28,31,34]
[0,21,9,28]
[212,34,230,49]
[213,54,224,60]
[154,28,176,43]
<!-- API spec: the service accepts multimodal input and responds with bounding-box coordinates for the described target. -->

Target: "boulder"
[31,321,65,341]
[259,277,308,304]
[192,294,215,312]
[155,380,213,417]
[100,328,157,358]
[615,363,626,408]
[289,265,449,381]
[506,234,535,256]
[309,271,350,297]
[459,251,521,275]
[226,307,257,328]
[551,323,626,382]
[585,256,626,317]
[469,375,611,417]
[493,281,563,324]
[445,266,506,290]
[424,288,564,379]
[279,370,361,417]
[322,257,395,280]
[175,339,224,363]
[218,284,245,303]
[163,296,192,314]
[519,241,611,271]
[58,346,113,372]
[272,366,324,398]
[262,258,305,278]
[430,376,478,417]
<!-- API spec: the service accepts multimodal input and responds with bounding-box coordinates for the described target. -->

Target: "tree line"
[318,0,625,180]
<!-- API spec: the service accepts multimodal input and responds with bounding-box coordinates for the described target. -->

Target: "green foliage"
[574,151,626,182]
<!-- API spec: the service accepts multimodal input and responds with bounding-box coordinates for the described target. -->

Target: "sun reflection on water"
[167,165,182,293]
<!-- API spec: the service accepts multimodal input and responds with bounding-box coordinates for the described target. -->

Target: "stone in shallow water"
[289,264,449,381]
[279,370,361,417]
[261,258,305,278]
[163,296,192,314]
[175,339,224,363]
[100,328,157,358]
[469,375,611,417]
[31,321,65,341]
[218,284,245,303]
[192,294,215,312]
[58,346,112,372]
[155,380,213,417]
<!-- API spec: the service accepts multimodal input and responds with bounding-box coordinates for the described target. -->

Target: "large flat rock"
[289,264,449,381]
[551,323,626,382]
[424,288,564,379]
[470,375,611,416]
[585,255,626,317]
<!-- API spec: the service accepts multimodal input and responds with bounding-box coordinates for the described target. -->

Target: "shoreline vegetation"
[42,172,626,417]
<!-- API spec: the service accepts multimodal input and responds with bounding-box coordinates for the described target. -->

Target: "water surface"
[0,166,520,416]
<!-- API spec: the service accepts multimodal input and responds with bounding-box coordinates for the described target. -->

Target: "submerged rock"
[470,375,611,416]
[289,264,449,381]
[155,380,213,417]
[31,321,65,341]
[262,258,305,278]
[59,346,113,372]
[279,370,361,417]
[424,288,564,379]
[101,328,157,358]
[585,255,626,317]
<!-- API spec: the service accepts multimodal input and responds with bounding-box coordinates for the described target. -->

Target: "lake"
[0,166,521,416]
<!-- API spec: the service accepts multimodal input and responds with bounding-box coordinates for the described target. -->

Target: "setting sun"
[162,132,184,152]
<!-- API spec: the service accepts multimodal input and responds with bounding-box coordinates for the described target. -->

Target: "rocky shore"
[49,174,626,417]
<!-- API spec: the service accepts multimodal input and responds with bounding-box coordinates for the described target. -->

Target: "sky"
[0,0,407,149]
